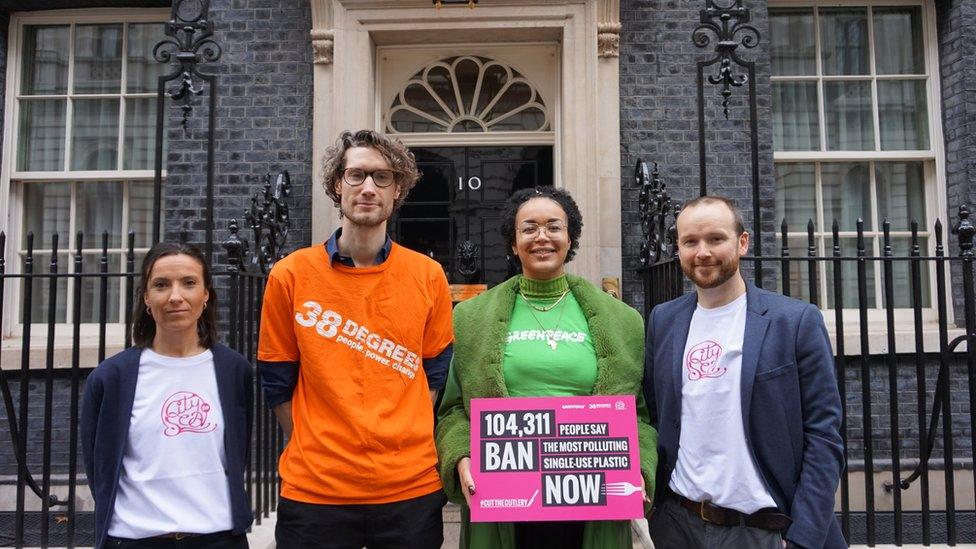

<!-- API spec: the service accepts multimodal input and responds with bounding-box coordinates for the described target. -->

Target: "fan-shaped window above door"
[385,55,551,134]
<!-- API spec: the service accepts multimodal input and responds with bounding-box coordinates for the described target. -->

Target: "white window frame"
[769,0,950,344]
[1,8,169,346]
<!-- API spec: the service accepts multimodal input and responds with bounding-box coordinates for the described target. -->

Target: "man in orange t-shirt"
[258,129,453,549]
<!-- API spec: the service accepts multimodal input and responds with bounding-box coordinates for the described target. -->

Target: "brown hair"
[132,242,217,349]
[320,129,421,213]
[679,195,747,236]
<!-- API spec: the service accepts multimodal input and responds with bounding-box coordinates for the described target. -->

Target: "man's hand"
[457,457,476,507]
[272,401,294,437]
[430,389,438,406]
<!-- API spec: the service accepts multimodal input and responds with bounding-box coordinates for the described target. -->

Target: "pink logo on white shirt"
[161,391,217,436]
[686,340,726,380]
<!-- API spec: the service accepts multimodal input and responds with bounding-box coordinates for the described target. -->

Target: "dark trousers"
[648,497,783,549]
[514,521,584,549]
[275,490,447,549]
[104,531,247,549]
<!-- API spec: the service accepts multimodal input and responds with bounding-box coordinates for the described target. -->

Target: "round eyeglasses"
[517,222,567,238]
[342,168,398,188]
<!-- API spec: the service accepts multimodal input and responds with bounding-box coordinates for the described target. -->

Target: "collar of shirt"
[325,228,393,267]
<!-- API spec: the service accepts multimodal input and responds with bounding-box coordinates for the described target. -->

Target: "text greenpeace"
[294,301,420,379]
[506,329,586,345]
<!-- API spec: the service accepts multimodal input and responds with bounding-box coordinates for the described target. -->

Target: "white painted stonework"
[308,0,623,287]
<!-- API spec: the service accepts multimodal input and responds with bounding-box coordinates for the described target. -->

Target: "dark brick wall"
[935,0,976,324]
[163,0,314,265]
[0,372,91,478]
[619,0,776,316]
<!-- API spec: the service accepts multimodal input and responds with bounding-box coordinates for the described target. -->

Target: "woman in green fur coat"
[436,186,658,549]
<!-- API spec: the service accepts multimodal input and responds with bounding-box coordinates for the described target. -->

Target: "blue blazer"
[643,283,846,549]
[81,344,254,549]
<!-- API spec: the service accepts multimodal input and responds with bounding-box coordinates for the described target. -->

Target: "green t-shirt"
[502,275,598,397]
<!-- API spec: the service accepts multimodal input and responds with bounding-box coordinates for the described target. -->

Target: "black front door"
[391,146,554,286]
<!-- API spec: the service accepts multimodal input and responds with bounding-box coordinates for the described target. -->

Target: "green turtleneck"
[502,274,598,397]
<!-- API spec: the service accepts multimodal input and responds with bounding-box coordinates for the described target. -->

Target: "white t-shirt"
[669,293,778,513]
[108,348,233,538]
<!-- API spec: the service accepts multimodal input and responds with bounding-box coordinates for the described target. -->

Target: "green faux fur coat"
[435,274,658,549]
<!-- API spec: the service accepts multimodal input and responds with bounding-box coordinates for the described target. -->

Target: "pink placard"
[469,395,643,522]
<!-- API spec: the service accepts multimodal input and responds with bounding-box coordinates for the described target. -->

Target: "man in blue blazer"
[643,196,845,549]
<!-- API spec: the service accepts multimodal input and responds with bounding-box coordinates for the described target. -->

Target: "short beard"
[682,258,739,290]
[340,206,391,228]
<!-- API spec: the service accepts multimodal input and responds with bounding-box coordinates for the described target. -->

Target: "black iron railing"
[636,158,976,545]
[0,172,290,547]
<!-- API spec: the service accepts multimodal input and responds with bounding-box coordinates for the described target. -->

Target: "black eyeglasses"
[342,168,398,188]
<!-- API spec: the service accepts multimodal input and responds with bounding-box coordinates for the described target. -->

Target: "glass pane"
[825,238,877,309]
[770,9,816,76]
[427,65,459,118]
[124,98,165,169]
[126,23,165,93]
[876,161,926,231]
[824,81,874,150]
[820,8,870,75]
[23,182,70,249]
[486,82,534,126]
[476,64,510,115]
[454,57,481,115]
[17,99,66,171]
[21,26,69,95]
[21,254,69,324]
[390,109,447,133]
[775,163,817,231]
[775,237,818,303]
[489,107,547,132]
[129,181,155,249]
[884,237,930,308]
[80,254,121,323]
[822,162,871,231]
[77,182,124,247]
[874,7,924,75]
[773,82,820,151]
[71,98,120,170]
[878,80,929,150]
[402,83,450,124]
[73,24,123,94]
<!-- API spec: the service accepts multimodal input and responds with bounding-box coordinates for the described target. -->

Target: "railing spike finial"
[222,218,249,272]
[953,204,975,255]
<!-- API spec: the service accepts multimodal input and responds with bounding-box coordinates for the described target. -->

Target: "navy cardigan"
[81,344,254,549]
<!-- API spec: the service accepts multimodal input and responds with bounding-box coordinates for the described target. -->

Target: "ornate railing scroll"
[153,0,222,262]
[636,159,682,317]
[230,171,293,275]
[692,0,764,286]
[637,160,679,268]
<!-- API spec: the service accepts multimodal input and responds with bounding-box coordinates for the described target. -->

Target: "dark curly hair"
[132,242,217,349]
[500,186,583,264]
[320,129,420,213]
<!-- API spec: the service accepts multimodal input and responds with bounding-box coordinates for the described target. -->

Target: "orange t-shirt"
[257,243,453,504]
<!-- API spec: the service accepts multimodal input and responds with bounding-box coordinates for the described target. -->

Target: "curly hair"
[132,242,217,349]
[500,186,584,264]
[320,129,420,213]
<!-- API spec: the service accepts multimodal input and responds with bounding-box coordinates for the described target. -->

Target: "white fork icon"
[601,481,642,496]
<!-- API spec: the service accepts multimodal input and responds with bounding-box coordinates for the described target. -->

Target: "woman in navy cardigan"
[82,242,253,549]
